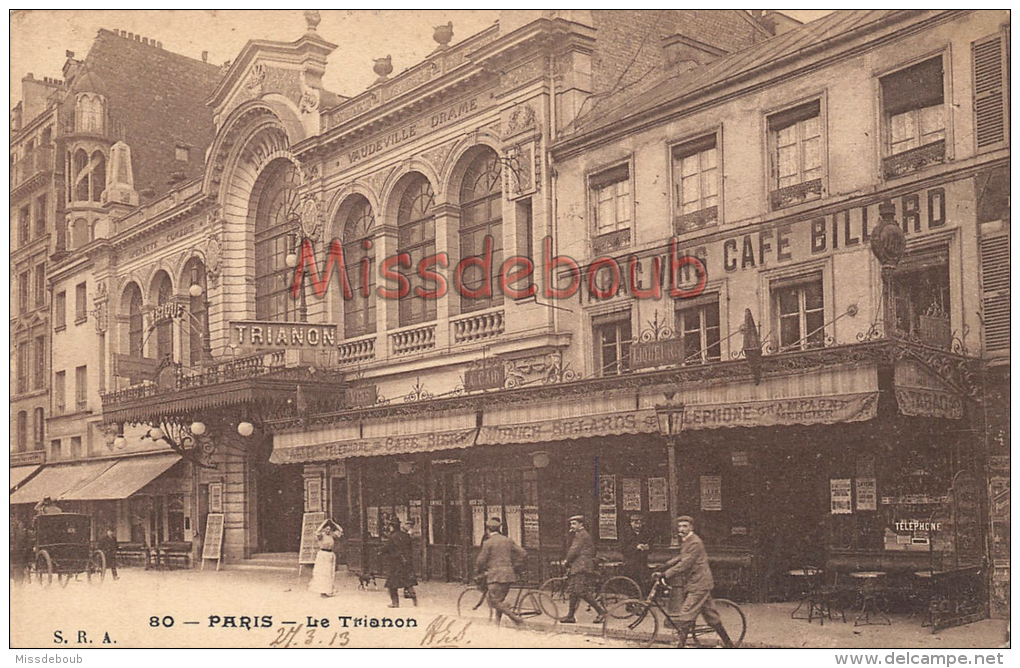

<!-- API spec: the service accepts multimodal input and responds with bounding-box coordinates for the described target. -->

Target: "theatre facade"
[90,9,1008,620]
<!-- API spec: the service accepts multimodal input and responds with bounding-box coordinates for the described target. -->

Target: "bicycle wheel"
[693,598,746,648]
[602,599,659,648]
[456,587,490,619]
[600,575,643,613]
[538,577,570,620]
[517,590,560,632]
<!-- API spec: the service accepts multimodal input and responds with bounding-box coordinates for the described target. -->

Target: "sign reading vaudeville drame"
[230,321,338,348]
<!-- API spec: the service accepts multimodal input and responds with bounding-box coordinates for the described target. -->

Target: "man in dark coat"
[655,515,733,648]
[562,515,607,624]
[475,517,526,626]
[98,528,120,580]
[379,518,417,608]
[620,513,652,594]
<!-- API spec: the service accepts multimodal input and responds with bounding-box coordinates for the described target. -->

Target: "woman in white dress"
[309,522,341,597]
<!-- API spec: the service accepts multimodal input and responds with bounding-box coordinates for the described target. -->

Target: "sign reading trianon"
[230,321,338,348]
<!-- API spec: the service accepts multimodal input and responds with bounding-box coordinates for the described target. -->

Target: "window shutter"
[980,234,1010,352]
[973,34,1008,149]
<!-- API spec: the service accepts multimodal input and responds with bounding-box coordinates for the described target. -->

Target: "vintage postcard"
[8,9,1010,656]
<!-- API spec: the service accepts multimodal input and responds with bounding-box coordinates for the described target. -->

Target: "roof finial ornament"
[433,21,453,49]
[304,10,321,33]
[373,55,393,82]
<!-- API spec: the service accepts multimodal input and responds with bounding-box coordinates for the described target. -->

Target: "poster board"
[700,475,722,511]
[201,513,225,570]
[622,478,641,511]
[830,478,852,514]
[297,512,327,575]
[208,483,223,514]
[648,477,668,512]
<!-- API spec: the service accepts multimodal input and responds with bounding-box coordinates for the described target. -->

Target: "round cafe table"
[788,568,825,623]
[850,571,890,626]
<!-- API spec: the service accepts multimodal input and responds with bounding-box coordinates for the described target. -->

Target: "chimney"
[201,51,208,63]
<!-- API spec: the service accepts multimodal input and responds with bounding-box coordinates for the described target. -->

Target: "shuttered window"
[980,234,1009,352]
[973,33,1008,150]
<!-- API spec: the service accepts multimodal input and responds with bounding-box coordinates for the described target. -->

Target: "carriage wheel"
[87,552,107,584]
[36,551,53,587]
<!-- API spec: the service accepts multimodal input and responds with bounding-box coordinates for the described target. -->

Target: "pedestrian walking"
[621,513,653,593]
[561,515,607,624]
[10,519,30,585]
[654,515,733,648]
[379,518,417,608]
[309,521,341,597]
[475,517,526,626]
[98,528,120,580]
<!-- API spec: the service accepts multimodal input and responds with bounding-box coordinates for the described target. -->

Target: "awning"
[61,453,182,501]
[9,460,117,505]
[10,465,41,493]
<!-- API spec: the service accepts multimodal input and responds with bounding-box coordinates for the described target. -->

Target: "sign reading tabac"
[230,321,338,349]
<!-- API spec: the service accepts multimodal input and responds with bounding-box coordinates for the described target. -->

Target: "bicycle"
[539,557,643,621]
[456,577,561,630]
[602,577,747,648]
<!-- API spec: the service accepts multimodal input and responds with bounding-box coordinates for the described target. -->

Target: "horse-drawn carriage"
[32,513,106,587]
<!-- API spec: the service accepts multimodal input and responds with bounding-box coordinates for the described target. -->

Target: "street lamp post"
[655,394,686,546]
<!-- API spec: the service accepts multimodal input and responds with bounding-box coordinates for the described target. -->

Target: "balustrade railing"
[452,310,505,344]
[337,336,376,365]
[391,324,436,356]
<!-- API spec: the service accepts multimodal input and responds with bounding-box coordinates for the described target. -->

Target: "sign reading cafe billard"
[230,321,338,349]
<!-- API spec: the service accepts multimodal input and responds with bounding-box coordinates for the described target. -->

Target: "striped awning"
[10,465,41,493]
[9,460,117,505]
[61,453,181,501]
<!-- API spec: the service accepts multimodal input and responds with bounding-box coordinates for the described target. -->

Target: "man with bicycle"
[475,517,527,627]
[653,515,734,648]
[562,515,608,625]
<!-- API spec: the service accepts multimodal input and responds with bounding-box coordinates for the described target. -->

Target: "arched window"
[254,161,300,322]
[458,150,503,313]
[341,197,376,337]
[153,272,174,362]
[77,94,103,133]
[90,151,106,201]
[124,283,144,358]
[73,149,89,201]
[33,407,44,448]
[71,218,89,249]
[184,258,208,367]
[17,411,28,453]
[397,175,437,326]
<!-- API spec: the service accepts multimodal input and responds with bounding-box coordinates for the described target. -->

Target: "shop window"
[35,264,45,307]
[75,282,87,323]
[50,439,61,461]
[253,161,300,322]
[17,342,28,394]
[55,291,66,330]
[768,100,823,209]
[70,436,82,460]
[167,494,185,542]
[35,194,47,237]
[19,205,30,245]
[55,371,66,413]
[672,134,719,232]
[594,311,632,376]
[458,150,504,314]
[33,335,45,390]
[772,274,824,351]
[881,57,946,178]
[590,163,632,252]
[339,196,376,338]
[34,407,44,448]
[893,248,951,348]
[18,271,29,314]
[17,411,28,452]
[396,175,438,327]
[675,297,721,364]
[75,365,88,412]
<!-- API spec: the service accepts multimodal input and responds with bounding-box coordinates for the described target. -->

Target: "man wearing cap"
[562,515,607,624]
[621,514,653,594]
[475,517,526,626]
[654,515,733,648]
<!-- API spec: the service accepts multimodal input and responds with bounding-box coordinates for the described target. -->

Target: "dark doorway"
[257,463,303,552]
[331,476,348,565]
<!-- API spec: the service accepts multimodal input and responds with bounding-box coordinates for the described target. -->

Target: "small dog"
[357,572,378,589]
